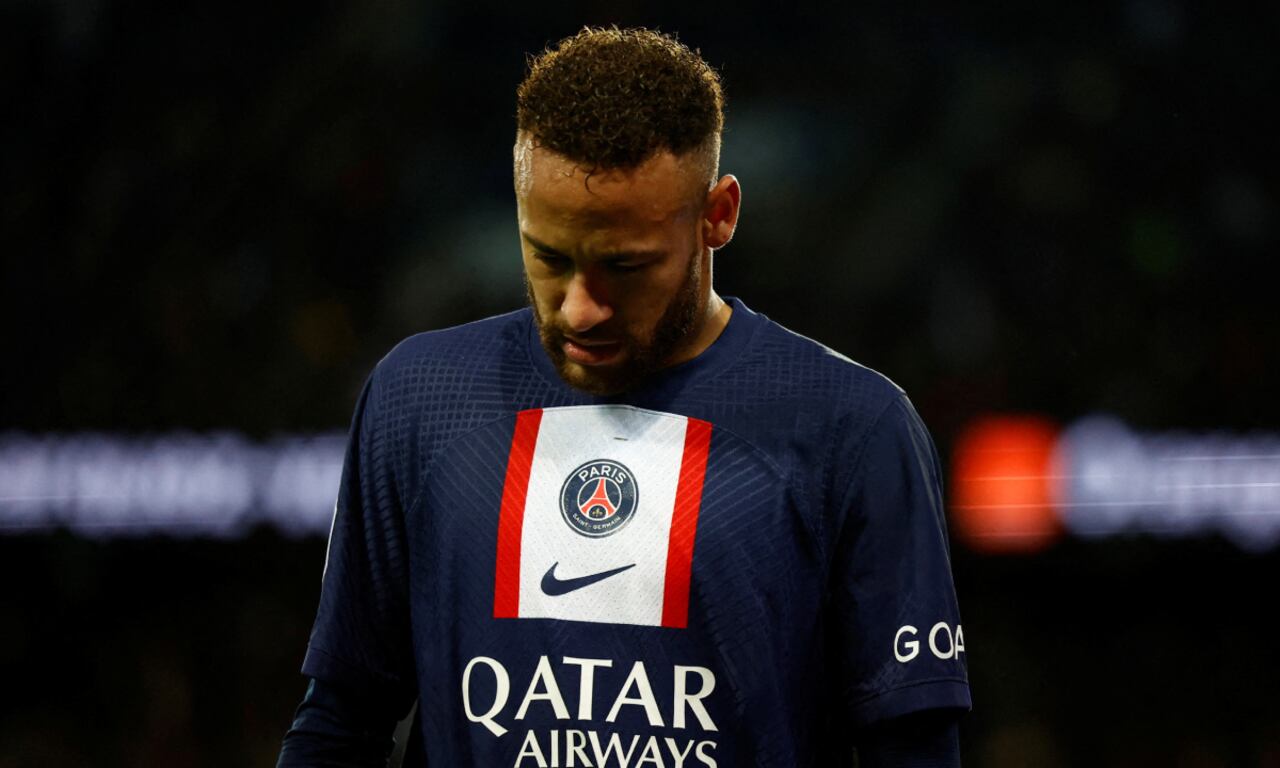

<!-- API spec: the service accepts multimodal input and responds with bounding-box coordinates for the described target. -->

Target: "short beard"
[528,249,703,396]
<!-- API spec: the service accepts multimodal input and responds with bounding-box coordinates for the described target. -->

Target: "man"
[279,27,969,767]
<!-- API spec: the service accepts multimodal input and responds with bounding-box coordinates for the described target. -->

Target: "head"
[514,27,741,395]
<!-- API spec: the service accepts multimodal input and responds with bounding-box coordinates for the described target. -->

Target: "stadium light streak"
[5,420,1279,551]
[950,415,1280,553]
[955,501,1172,509]
[1152,482,1280,489]
[954,475,1073,482]
[1159,455,1280,461]
[0,432,346,538]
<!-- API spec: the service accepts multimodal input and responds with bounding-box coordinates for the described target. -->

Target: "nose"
[560,271,613,333]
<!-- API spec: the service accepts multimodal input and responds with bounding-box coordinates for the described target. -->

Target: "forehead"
[515,139,701,230]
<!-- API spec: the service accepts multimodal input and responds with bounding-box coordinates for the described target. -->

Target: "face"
[515,137,728,395]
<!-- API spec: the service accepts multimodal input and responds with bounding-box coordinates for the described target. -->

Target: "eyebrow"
[520,232,665,262]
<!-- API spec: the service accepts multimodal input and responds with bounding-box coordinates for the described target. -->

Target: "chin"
[555,353,662,396]
[558,364,630,396]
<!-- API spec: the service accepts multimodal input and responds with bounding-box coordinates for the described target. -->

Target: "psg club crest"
[559,459,638,538]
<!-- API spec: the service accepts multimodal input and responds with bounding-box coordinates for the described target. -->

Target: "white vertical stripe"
[518,406,690,626]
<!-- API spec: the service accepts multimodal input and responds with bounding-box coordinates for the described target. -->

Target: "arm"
[830,392,972,727]
[278,367,417,765]
[278,677,410,768]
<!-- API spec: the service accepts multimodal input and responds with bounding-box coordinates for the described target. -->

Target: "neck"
[666,291,731,368]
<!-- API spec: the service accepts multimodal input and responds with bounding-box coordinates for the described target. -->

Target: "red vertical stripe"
[662,418,712,628]
[493,408,543,618]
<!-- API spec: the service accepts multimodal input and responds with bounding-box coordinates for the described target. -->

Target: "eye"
[534,252,570,270]
[606,260,647,274]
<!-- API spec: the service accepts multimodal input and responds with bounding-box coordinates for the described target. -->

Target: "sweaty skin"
[514,134,741,395]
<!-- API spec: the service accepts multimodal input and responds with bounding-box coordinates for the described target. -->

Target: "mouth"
[562,336,624,366]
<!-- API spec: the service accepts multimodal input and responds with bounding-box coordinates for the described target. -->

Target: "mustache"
[541,323,625,344]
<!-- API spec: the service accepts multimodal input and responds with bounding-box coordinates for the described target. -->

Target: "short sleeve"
[829,394,971,728]
[301,369,416,707]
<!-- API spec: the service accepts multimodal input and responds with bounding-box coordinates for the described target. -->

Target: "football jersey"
[303,298,970,767]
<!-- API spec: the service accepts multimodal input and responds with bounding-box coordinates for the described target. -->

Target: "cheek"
[621,272,683,328]
[523,269,560,307]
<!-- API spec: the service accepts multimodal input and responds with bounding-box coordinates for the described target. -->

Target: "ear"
[702,175,741,250]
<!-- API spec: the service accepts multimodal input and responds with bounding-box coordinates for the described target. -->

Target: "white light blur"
[1056,416,1280,550]
[0,432,345,537]
[6,419,1280,547]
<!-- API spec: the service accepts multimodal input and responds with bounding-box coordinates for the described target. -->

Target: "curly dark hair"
[516,27,724,181]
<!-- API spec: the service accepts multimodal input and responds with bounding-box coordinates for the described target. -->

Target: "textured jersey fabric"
[278,678,963,767]
[302,297,970,767]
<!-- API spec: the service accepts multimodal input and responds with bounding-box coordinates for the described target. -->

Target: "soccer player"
[279,27,969,768]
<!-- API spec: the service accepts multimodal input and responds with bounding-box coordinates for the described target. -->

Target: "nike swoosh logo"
[540,562,636,596]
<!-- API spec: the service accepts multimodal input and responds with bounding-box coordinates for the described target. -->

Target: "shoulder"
[734,311,907,423]
[372,308,532,385]
[356,308,534,424]
[348,309,539,486]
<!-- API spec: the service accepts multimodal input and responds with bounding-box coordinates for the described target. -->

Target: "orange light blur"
[950,415,1064,553]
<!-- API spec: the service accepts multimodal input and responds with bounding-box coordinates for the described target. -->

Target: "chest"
[408,404,830,632]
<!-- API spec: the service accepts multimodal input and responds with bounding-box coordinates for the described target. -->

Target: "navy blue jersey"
[304,298,969,767]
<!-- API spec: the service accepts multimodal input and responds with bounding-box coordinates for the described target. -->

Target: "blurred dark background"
[2,1,1278,766]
